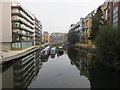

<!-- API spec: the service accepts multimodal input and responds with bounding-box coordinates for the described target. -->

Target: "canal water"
[1,46,120,88]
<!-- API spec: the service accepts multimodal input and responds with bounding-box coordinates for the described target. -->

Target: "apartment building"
[42,31,50,44]
[78,18,85,43]
[50,33,66,46]
[0,0,42,50]
[12,2,35,49]
[69,18,85,43]
[107,0,120,27]
[83,10,96,45]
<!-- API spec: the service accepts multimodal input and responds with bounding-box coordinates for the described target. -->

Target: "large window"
[113,7,118,27]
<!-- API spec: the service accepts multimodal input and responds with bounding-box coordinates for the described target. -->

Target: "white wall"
[0,1,12,50]
[1,1,12,43]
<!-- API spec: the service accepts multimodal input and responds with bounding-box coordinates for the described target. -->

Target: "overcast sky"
[16,0,105,34]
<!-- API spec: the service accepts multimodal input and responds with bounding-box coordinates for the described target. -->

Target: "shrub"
[95,26,120,70]
[67,31,79,45]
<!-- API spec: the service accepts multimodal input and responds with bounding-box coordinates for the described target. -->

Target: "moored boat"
[50,47,56,55]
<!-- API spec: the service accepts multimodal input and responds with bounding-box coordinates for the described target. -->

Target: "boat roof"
[58,47,63,48]
[51,47,56,50]
[42,46,50,51]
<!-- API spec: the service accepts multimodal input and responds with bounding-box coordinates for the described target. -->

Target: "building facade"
[83,10,96,45]
[107,0,120,27]
[69,18,85,43]
[79,18,85,43]
[42,31,50,44]
[0,0,42,50]
[50,33,66,46]
[12,2,35,49]
[34,17,42,45]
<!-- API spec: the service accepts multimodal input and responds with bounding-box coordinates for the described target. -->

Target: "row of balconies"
[12,6,34,21]
[20,10,34,24]
[12,34,34,42]
[12,9,42,30]
[12,9,35,25]
[12,22,34,33]
[12,15,34,29]
[11,6,42,46]
[13,32,34,38]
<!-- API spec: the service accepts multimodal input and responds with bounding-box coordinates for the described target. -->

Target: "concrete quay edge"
[0,47,41,64]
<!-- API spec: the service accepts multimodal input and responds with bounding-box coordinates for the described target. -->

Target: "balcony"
[20,11,34,25]
[12,5,34,21]
[12,39,34,42]
[13,32,34,38]
[12,12,34,25]
[12,25,34,33]
[12,19,34,29]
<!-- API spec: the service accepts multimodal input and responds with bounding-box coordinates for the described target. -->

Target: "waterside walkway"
[0,46,41,64]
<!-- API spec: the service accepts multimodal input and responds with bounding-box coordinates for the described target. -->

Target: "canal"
[1,46,120,88]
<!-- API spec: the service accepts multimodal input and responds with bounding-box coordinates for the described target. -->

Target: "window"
[113,7,118,27]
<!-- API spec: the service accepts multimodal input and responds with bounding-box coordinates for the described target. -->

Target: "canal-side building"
[78,18,85,43]
[0,0,42,50]
[50,33,66,46]
[42,31,50,44]
[83,10,96,45]
[11,1,35,49]
[69,18,85,43]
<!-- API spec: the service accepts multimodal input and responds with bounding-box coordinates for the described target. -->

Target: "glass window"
[113,7,118,14]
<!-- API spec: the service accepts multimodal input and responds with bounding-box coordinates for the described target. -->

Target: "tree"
[67,31,79,45]
[89,6,107,41]
[95,26,120,70]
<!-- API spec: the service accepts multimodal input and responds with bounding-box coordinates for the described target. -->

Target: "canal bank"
[69,44,96,54]
[0,46,41,64]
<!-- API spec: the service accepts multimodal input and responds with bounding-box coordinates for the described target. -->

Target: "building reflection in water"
[67,46,120,88]
[2,50,42,88]
[41,54,49,62]
[51,55,56,58]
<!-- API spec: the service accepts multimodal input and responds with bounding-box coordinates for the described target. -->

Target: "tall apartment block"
[0,0,42,50]
[107,0,120,27]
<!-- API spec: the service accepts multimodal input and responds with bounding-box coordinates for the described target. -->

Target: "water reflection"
[2,46,120,88]
[41,54,49,62]
[67,46,120,88]
[67,46,88,78]
[50,55,56,58]
[2,50,42,88]
[57,52,64,57]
